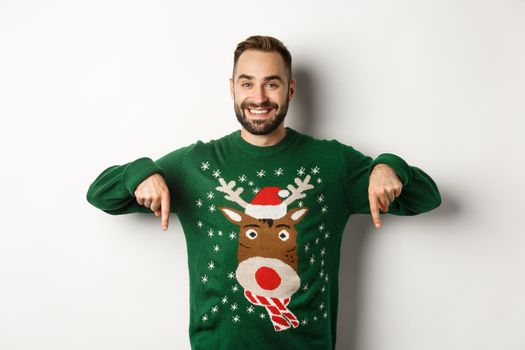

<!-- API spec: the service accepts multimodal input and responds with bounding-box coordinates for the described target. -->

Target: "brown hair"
[232,35,292,83]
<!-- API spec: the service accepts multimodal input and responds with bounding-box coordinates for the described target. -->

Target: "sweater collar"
[230,126,299,156]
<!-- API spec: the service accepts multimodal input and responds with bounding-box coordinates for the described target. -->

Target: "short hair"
[232,35,292,83]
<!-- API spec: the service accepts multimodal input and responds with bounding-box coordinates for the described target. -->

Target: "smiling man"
[86,35,441,350]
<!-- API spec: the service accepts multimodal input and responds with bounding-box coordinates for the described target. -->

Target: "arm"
[86,143,196,215]
[341,144,441,216]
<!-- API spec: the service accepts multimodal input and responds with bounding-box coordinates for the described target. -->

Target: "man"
[86,35,441,350]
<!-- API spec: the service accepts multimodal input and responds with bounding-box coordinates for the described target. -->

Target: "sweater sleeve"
[340,143,441,216]
[86,143,196,215]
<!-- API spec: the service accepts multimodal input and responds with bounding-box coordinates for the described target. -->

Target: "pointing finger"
[369,192,382,228]
[161,193,170,231]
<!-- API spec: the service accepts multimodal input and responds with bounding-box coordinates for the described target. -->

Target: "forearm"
[86,157,166,215]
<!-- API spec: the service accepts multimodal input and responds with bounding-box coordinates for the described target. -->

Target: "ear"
[219,206,246,225]
[286,207,308,224]
[229,78,234,99]
[288,78,296,101]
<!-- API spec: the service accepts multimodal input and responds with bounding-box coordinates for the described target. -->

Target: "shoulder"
[294,129,347,156]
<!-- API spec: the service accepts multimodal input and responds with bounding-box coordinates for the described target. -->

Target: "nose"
[255,266,281,290]
[251,86,268,105]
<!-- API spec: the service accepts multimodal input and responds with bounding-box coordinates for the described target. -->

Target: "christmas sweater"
[86,126,441,350]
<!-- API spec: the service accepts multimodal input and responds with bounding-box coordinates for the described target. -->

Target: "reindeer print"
[216,175,314,331]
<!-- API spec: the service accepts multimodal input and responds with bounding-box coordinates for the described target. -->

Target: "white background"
[1,0,524,349]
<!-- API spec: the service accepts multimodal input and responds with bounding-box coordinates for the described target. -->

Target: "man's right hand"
[134,173,170,231]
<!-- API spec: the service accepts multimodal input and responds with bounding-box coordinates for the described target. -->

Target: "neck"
[240,124,287,147]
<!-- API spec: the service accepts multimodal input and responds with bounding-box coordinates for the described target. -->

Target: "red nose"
[255,266,281,290]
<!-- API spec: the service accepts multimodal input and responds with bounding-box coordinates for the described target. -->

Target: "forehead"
[235,49,287,81]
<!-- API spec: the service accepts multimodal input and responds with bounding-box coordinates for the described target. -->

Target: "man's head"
[230,35,295,135]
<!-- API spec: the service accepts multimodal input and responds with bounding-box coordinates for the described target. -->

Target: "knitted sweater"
[86,126,441,350]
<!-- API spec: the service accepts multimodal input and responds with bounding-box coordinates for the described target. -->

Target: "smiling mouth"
[245,107,275,119]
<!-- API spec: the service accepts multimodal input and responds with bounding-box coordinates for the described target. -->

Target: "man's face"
[230,50,295,135]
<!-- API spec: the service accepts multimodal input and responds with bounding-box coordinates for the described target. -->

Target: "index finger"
[369,193,382,228]
[161,193,170,231]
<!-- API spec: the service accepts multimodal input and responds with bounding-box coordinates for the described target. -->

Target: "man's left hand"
[368,164,403,229]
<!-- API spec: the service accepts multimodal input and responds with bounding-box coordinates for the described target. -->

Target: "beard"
[234,96,289,136]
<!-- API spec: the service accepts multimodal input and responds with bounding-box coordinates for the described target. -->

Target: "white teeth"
[249,109,269,114]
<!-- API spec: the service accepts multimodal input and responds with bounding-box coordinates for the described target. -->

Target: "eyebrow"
[237,74,284,83]
[243,224,261,228]
[275,224,291,228]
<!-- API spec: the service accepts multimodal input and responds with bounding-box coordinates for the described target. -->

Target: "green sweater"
[86,126,441,350]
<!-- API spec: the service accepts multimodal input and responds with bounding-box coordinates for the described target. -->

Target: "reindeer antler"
[215,177,249,208]
[282,175,315,206]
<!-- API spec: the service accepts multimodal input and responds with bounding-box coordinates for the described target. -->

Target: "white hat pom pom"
[278,189,290,198]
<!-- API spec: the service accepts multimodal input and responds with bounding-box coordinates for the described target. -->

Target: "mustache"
[241,102,278,109]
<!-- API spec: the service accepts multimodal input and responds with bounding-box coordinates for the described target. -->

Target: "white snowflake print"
[256,169,265,178]
[207,191,214,200]
[207,261,215,270]
[302,282,309,291]
[321,205,328,213]
[202,314,208,322]
[221,296,229,304]
[195,198,203,207]
[208,204,216,212]
[297,167,305,176]
[227,272,235,279]
[320,248,326,256]
[304,243,310,253]
[317,194,324,203]
[247,305,255,313]
[217,230,223,236]
[232,284,239,292]
[311,166,320,174]
[318,223,325,231]
[319,269,325,277]
[321,285,326,293]
[201,274,208,283]
[325,275,329,282]
[212,169,221,178]
[274,168,284,176]
[298,201,304,207]
[230,303,238,311]
[259,313,266,319]
[207,229,214,237]
[323,311,328,319]
[238,174,247,182]
[213,244,220,253]
[200,161,210,171]
[316,177,323,184]
[324,231,331,239]
[315,237,320,245]
[229,231,237,240]
[196,220,203,228]
[319,302,325,310]
[233,315,241,323]
[248,181,254,186]
[313,316,318,321]
[252,187,260,194]
[309,254,316,265]
[301,318,308,325]
[211,305,219,313]
[321,259,325,267]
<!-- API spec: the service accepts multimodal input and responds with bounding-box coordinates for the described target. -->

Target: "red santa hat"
[245,186,290,219]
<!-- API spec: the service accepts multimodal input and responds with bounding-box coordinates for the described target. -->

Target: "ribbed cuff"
[368,153,412,186]
[121,157,166,195]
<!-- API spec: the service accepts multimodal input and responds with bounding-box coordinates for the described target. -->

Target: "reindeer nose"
[255,266,281,290]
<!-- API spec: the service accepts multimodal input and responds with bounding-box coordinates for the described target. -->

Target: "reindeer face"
[219,206,308,298]
[219,206,308,270]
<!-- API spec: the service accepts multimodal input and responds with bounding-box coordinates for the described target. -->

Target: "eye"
[245,229,258,239]
[241,82,252,87]
[266,83,278,88]
[278,229,289,241]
